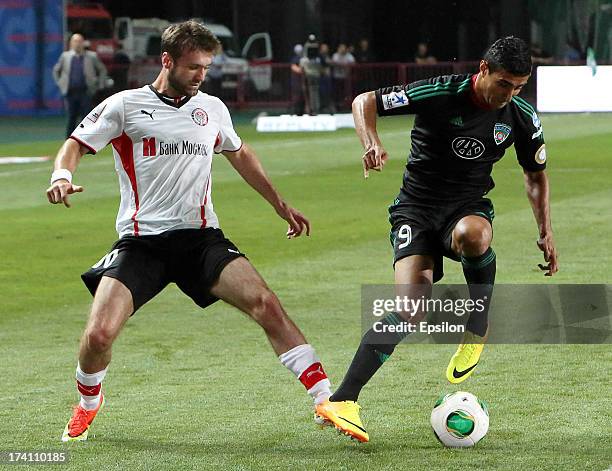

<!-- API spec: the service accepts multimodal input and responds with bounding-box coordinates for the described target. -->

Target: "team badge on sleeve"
[191,108,208,126]
[535,144,547,164]
[493,123,511,145]
[382,90,409,110]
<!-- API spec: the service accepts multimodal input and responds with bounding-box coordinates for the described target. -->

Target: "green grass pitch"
[0,113,611,470]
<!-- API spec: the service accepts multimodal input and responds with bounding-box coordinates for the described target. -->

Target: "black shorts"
[81,228,246,313]
[388,197,494,283]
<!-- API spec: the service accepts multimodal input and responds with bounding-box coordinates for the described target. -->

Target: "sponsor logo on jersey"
[142,137,156,156]
[158,140,209,157]
[451,137,485,159]
[493,123,511,145]
[86,104,106,123]
[382,90,409,110]
[534,144,546,164]
[531,111,543,139]
[191,108,208,126]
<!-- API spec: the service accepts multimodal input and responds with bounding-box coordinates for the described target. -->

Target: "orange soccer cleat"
[61,393,105,442]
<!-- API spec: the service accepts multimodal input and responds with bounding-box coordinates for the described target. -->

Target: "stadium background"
[0,1,611,470]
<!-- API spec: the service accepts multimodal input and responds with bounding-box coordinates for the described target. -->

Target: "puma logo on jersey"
[140,109,156,120]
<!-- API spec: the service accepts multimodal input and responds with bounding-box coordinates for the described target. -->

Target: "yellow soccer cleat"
[61,393,105,442]
[315,399,369,442]
[446,330,487,384]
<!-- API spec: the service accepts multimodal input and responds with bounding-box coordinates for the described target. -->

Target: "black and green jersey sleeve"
[373,73,547,203]
[510,96,547,172]
[375,75,473,117]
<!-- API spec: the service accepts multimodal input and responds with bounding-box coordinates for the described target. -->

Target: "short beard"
[167,69,197,97]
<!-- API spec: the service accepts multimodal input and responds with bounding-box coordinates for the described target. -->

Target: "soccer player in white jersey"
[47,21,333,442]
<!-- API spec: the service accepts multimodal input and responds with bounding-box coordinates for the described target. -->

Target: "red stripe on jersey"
[214,132,221,149]
[298,362,328,390]
[69,135,97,154]
[111,132,140,236]
[200,175,211,228]
[77,380,101,397]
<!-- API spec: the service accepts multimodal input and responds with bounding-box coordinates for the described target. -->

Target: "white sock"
[76,363,108,410]
[279,344,332,405]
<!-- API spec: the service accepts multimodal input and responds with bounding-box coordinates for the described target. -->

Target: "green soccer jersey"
[375,74,546,203]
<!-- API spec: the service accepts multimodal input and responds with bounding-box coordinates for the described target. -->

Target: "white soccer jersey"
[71,85,242,237]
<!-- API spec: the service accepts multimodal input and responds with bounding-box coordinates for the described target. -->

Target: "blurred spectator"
[414,42,437,64]
[354,38,374,63]
[290,44,305,114]
[290,44,304,66]
[111,44,131,91]
[53,33,107,138]
[331,43,355,111]
[205,43,227,98]
[530,43,554,65]
[319,43,335,113]
[300,34,322,115]
[331,43,355,78]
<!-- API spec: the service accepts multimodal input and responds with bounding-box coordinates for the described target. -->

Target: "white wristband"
[50,169,72,184]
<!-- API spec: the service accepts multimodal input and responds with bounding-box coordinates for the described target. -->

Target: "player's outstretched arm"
[352,91,388,178]
[223,144,310,239]
[523,169,559,276]
[46,138,88,208]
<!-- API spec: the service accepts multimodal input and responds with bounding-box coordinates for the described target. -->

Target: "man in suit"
[53,34,107,137]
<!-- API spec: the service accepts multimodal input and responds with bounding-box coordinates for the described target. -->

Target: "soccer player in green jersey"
[316,36,558,442]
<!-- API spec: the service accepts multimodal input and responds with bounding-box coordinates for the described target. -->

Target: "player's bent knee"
[249,289,285,325]
[85,327,115,353]
[453,221,491,256]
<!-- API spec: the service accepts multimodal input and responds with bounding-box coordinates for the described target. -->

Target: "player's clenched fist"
[362,144,388,179]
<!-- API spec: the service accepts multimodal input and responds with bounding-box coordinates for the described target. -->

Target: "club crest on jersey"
[451,137,485,159]
[493,123,511,145]
[382,90,409,110]
[191,108,208,126]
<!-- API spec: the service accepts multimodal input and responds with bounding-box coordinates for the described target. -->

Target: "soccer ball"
[430,391,489,447]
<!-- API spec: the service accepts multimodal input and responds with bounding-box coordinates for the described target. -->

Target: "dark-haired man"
[47,20,332,442]
[315,36,558,442]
